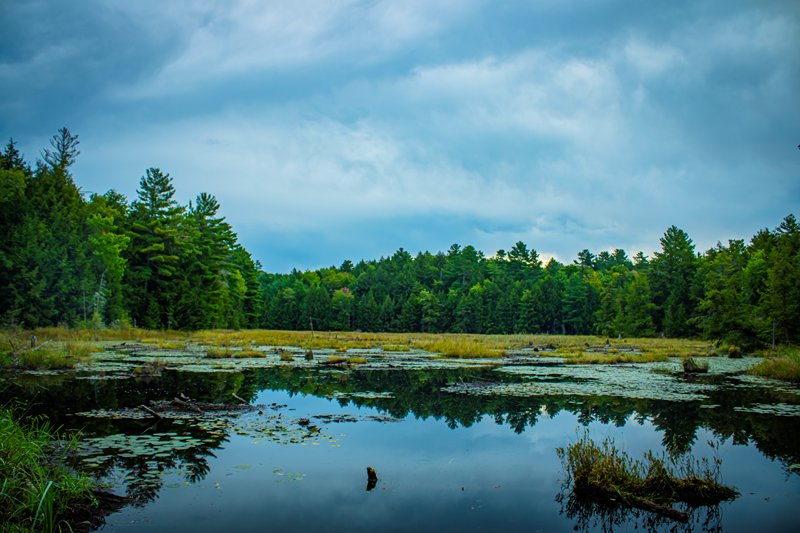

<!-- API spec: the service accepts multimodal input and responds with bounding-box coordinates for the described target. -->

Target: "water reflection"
[1,363,799,531]
[556,484,725,533]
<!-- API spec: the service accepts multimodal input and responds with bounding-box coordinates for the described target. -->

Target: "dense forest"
[1,129,797,349]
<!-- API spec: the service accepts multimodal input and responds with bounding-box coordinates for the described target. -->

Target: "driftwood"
[146,399,256,414]
[172,398,204,414]
[576,483,689,523]
[231,393,248,405]
[138,405,162,419]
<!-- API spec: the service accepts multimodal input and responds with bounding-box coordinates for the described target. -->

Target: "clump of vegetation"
[727,345,742,358]
[325,356,348,364]
[347,356,368,364]
[205,347,234,358]
[133,359,168,376]
[682,356,709,373]
[157,341,185,350]
[381,344,408,352]
[1,334,91,369]
[239,349,265,358]
[279,353,294,362]
[0,407,94,532]
[747,347,800,382]
[557,430,737,521]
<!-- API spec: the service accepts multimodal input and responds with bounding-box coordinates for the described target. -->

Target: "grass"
[747,346,800,382]
[1,327,724,363]
[0,406,94,532]
[417,337,507,358]
[205,347,265,359]
[557,429,738,510]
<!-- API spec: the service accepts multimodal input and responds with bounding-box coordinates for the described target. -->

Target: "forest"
[1,129,798,350]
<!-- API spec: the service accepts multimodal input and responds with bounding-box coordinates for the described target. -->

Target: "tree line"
[1,129,797,348]
[0,129,261,331]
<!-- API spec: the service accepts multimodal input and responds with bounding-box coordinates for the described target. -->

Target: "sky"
[1,0,798,273]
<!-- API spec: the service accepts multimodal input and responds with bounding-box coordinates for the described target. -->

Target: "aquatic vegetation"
[205,347,234,358]
[563,352,670,364]
[557,430,737,521]
[0,407,93,532]
[682,356,709,373]
[449,362,728,402]
[381,344,409,352]
[747,348,800,382]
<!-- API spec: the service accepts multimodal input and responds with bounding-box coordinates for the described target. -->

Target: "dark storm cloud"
[1,0,798,271]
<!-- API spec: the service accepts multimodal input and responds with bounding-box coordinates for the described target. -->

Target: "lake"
[3,347,799,532]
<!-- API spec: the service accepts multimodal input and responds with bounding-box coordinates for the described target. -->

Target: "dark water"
[3,364,799,532]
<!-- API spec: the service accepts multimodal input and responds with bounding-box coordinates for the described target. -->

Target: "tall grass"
[0,406,93,532]
[747,347,800,382]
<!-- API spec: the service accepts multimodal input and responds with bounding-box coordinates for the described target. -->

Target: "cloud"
[1,0,798,272]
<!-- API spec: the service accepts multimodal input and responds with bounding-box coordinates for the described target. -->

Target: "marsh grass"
[0,406,93,532]
[205,347,234,358]
[557,429,737,507]
[415,336,506,358]
[381,344,409,352]
[747,347,800,382]
[16,349,77,370]
[2,328,722,363]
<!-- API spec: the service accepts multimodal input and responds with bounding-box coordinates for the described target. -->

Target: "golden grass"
[417,336,506,358]
[2,328,721,363]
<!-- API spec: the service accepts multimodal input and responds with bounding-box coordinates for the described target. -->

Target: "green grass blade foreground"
[0,405,94,532]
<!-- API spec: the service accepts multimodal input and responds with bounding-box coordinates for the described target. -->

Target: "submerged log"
[576,483,689,523]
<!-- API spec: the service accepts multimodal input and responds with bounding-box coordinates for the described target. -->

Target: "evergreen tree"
[650,226,699,337]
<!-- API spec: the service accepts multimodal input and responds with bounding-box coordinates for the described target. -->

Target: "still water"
[4,360,799,532]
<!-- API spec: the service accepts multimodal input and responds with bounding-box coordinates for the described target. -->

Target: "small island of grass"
[556,430,738,522]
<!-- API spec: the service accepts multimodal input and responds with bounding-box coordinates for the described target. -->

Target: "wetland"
[2,332,799,532]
